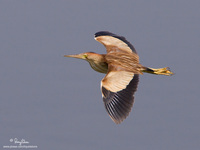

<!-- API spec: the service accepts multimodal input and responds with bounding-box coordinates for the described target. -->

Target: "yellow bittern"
[64,31,173,124]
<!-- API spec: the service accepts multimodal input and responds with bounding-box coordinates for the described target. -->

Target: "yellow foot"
[149,67,174,76]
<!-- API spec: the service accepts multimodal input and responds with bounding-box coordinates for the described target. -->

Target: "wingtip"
[94,31,115,38]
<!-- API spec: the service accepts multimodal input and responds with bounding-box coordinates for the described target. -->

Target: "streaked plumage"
[64,31,173,124]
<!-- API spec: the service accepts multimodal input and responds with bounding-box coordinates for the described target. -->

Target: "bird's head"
[64,52,103,62]
[64,52,107,73]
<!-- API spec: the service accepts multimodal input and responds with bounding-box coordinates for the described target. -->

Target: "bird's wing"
[101,64,139,124]
[95,31,137,54]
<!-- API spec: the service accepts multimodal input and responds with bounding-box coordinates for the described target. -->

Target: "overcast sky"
[1,0,200,150]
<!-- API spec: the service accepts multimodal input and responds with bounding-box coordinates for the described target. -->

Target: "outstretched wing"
[101,64,139,124]
[95,31,137,54]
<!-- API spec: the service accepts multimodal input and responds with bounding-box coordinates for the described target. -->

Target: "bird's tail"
[142,67,174,76]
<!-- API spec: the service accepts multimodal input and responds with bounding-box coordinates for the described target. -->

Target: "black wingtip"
[95,31,116,38]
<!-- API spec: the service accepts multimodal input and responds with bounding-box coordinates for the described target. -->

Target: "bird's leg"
[142,67,174,76]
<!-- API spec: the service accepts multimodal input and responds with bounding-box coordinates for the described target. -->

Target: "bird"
[64,31,173,124]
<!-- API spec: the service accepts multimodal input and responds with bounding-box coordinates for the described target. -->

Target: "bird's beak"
[64,54,86,60]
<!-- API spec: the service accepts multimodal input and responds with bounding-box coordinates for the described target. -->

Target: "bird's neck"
[87,55,108,73]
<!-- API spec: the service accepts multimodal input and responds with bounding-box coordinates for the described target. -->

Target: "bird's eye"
[83,54,88,59]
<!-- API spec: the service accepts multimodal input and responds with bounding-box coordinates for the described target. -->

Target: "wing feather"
[101,65,139,124]
[101,70,135,93]
[95,31,137,54]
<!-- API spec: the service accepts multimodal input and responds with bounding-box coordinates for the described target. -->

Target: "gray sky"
[1,0,200,150]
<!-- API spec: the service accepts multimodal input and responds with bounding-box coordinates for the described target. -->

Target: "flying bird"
[64,31,173,124]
